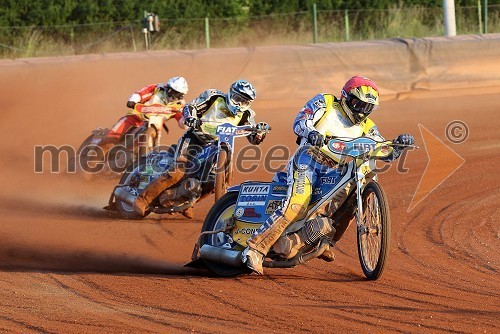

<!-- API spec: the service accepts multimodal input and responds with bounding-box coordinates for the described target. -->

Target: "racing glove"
[184,117,202,129]
[307,130,325,147]
[248,122,270,145]
[393,134,415,146]
[126,101,136,109]
[390,133,415,160]
[256,122,270,132]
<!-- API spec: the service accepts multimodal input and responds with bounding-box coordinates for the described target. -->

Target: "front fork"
[355,172,364,234]
[216,138,235,182]
[355,165,371,235]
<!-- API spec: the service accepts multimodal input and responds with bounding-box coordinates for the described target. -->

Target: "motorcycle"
[186,136,416,279]
[70,102,181,179]
[105,121,271,219]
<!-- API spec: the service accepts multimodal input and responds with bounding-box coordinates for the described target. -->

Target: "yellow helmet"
[341,75,379,124]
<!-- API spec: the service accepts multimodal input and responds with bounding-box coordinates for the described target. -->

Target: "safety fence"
[0,4,499,58]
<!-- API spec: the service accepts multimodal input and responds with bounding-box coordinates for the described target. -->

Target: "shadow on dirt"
[0,244,211,276]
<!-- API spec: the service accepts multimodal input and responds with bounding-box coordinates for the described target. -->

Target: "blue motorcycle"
[187,136,416,279]
[106,122,270,219]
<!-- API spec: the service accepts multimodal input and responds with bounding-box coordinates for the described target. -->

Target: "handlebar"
[134,103,178,115]
[389,142,420,150]
[189,120,271,135]
[323,135,418,150]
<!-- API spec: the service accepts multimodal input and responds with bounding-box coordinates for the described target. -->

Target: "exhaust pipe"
[199,244,244,268]
[114,187,137,206]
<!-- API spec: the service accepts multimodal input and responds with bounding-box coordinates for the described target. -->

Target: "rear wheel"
[357,181,391,280]
[214,145,230,201]
[70,134,101,180]
[69,134,93,169]
[200,191,248,277]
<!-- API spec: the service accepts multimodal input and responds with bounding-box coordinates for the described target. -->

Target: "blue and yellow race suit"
[247,93,385,255]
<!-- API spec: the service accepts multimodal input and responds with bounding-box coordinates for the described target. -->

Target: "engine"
[272,216,336,259]
[159,178,201,207]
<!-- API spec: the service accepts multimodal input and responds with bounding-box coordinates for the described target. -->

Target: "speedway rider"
[133,79,269,219]
[243,75,415,275]
[98,76,189,150]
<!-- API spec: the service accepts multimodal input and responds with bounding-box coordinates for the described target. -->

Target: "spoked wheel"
[70,134,101,180]
[200,191,248,277]
[214,144,230,202]
[357,181,391,280]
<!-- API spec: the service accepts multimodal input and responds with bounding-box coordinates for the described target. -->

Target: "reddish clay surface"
[0,50,498,333]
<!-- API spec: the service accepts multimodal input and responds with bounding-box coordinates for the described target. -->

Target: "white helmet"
[166,76,188,100]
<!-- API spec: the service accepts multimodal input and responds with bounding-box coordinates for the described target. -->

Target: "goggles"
[346,94,376,115]
[166,88,185,101]
[230,91,252,111]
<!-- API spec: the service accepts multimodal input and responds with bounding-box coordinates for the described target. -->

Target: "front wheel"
[356,181,391,280]
[137,127,157,157]
[200,191,248,277]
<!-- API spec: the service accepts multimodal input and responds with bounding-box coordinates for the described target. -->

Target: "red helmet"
[341,76,379,124]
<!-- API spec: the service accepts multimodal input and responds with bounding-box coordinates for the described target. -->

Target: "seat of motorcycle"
[272,171,287,183]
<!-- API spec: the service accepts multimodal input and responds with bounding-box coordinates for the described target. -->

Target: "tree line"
[0,0,493,27]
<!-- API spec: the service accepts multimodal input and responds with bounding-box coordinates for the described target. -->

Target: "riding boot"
[244,213,292,274]
[242,248,265,275]
[133,167,185,216]
[247,214,292,255]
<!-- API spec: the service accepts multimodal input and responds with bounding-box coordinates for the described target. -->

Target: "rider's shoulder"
[201,89,225,99]
[309,93,326,101]
[306,93,335,111]
[137,83,158,94]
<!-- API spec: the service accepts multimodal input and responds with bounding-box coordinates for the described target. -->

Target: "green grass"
[0,5,498,58]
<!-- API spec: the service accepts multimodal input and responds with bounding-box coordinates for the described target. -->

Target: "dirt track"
[0,44,499,333]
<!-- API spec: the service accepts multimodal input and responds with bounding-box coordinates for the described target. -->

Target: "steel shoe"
[181,207,194,219]
[319,248,336,262]
[242,248,264,275]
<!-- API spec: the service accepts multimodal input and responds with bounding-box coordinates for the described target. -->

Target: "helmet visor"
[230,91,252,111]
[347,95,376,115]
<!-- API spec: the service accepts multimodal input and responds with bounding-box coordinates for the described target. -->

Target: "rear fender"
[90,128,109,137]
[230,181,288,246]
